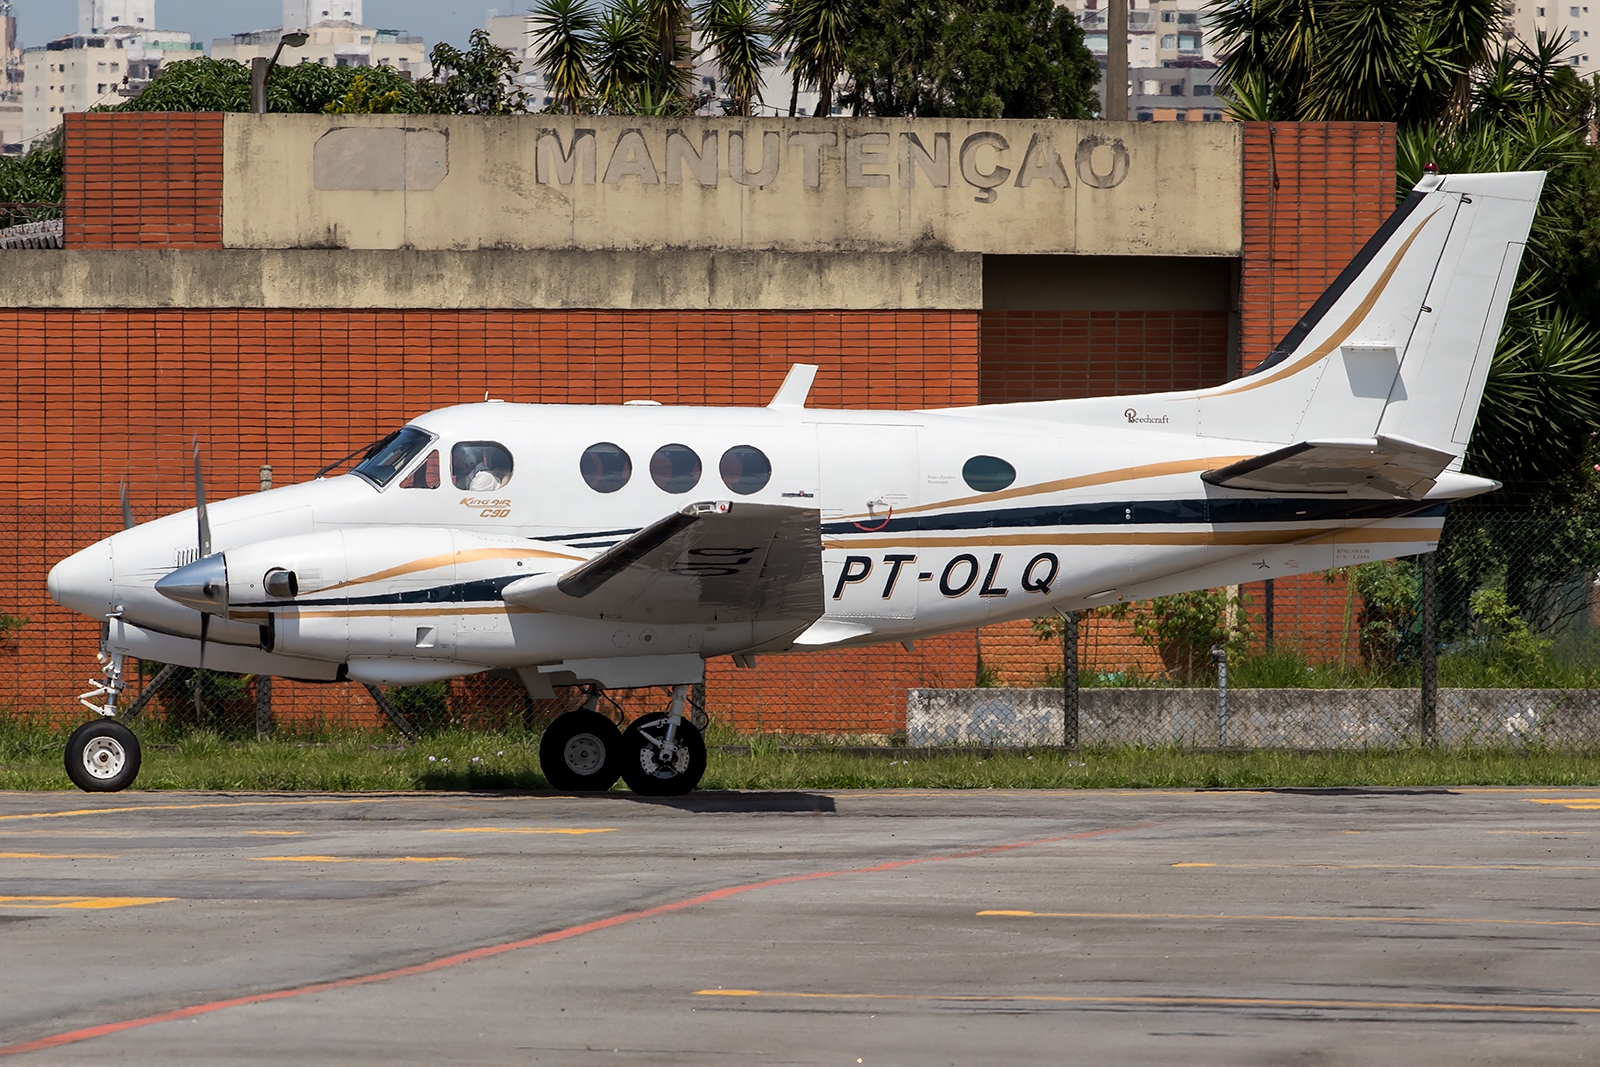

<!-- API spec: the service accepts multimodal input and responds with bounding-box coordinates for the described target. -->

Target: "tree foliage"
[840,0,1100,117]
[696,0,779,115]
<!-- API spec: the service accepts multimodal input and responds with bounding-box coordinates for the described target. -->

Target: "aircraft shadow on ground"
[601,790,838,813]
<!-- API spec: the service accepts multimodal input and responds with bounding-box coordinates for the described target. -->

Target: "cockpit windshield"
[352,427,434,488]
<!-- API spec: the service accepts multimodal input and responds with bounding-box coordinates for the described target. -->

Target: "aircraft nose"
[47,542,115,619]
[154,553,229,615]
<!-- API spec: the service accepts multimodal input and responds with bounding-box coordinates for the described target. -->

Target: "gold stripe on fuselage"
[318,548,581,594]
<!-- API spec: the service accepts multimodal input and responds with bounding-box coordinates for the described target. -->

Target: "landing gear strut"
[65,650,142,793]
[620,684,707,796]
[538,686,623,791]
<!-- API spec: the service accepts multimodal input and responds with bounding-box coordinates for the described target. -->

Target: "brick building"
[0,113,1396,732]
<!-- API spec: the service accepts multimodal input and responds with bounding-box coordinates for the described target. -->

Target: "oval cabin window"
[579,442,632,493]
[962,455,1016,492]
[719,445,771,495]
[650,444,702,493]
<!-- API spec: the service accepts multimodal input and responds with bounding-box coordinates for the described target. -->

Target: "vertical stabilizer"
[1192,171,1542,456]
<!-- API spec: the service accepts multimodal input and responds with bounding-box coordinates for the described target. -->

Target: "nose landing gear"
[66,651,142,793]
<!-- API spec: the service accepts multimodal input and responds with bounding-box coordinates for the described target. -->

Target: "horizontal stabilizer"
[502,501,823,625]
[1201,434,1458,498]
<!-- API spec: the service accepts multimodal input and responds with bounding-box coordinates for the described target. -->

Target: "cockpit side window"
[353,427,434,488]
[452,441,514,491]
[400,449,440,489]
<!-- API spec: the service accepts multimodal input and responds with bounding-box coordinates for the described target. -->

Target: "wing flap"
[1201,434,1457,498]
[503,501,823,625]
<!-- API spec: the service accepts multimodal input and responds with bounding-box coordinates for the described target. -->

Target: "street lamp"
[250,30,310,114]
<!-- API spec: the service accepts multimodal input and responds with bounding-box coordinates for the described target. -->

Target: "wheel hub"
[562,732,607,775]
[81,736,126,780]
[640,736,691,778]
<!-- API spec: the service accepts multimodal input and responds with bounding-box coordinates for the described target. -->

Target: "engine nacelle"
[155,526,568,661]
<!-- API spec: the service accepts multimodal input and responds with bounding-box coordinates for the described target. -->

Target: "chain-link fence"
[7,510,1599,748]
[910,510,1600,749]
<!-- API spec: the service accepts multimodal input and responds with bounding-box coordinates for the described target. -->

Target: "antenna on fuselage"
[767,364,819,408]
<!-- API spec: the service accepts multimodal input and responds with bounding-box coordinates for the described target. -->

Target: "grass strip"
[3,721,1600,791]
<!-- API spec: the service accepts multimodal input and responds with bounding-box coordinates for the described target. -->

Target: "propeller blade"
[192,437,211,558]
[198,611,209,669]
[119,476,133,530]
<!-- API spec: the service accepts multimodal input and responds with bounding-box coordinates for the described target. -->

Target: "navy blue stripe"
[238,577,522,610]
[821,498,1447,536]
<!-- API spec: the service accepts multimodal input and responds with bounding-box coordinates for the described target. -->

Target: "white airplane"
[48,170,1541,795]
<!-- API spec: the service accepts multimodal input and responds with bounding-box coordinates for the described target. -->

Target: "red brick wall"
[63,112,224,251]
[978,310,1230,403]
[1238,122,1397,371]
[0,308,979,729]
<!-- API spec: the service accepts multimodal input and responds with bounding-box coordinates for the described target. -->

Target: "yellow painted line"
[252,856,468,864]
[692,988,1600,1016]
[245,831,303,836]
[1171,862,1600,871]
[976,910,1600,929]
[0,852,116,859]
[420,827,616,836]
[0,798,387,823]
[0,896,175,910]
[1527,798,1600,810]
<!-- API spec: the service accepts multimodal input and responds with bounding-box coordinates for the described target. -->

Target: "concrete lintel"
[0,249,983,311]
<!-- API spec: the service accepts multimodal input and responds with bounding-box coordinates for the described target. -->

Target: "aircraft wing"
[501,501,824,625]
[1201,435,1458,498]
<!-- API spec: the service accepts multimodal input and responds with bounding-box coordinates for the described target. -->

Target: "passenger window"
[452,441,514,491]
[719,445,771,495]
[399,450,440,489]
[650,444,702,494]
[580,442,632,493]
[962,455,1016,492]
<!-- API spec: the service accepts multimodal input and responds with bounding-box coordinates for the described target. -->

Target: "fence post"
[1420,550,1437,746]
[1212,644,1228,746]
[1061,610,1079,748]
[255,462,274,738]
[255,676,273,738]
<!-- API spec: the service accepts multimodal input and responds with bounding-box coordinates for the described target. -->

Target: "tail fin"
[1197,171,1543,457]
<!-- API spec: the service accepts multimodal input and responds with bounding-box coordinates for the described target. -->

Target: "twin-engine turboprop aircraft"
[49,170,1541,794]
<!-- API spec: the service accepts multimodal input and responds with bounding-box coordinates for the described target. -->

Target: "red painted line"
[0,825,1136,1059]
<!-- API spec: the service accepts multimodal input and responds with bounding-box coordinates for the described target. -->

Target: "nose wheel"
[65,719,142,792]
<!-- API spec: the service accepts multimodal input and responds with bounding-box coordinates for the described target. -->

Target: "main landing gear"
[66,651,143,793]
[536,683,707,796]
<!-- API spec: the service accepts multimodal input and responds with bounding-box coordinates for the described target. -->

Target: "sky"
[8,1,503,50]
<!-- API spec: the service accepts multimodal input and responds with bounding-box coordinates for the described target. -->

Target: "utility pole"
[1106,0,1129,121]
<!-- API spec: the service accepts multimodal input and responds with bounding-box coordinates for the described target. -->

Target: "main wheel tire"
[64,720,142,793]
[619,712,707,797]
[538,710,623,791]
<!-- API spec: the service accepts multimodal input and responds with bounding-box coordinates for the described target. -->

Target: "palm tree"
[531,0,598,113]
[593,0,656,111]
[645,0,696,103]
[773,0,851,116]
[697,0,778,115]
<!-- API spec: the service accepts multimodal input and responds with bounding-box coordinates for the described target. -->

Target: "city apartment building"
[212,0,427,76]
[22,0,196,147]
[1078,0,1223,120]
[1508,1,1594,72]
